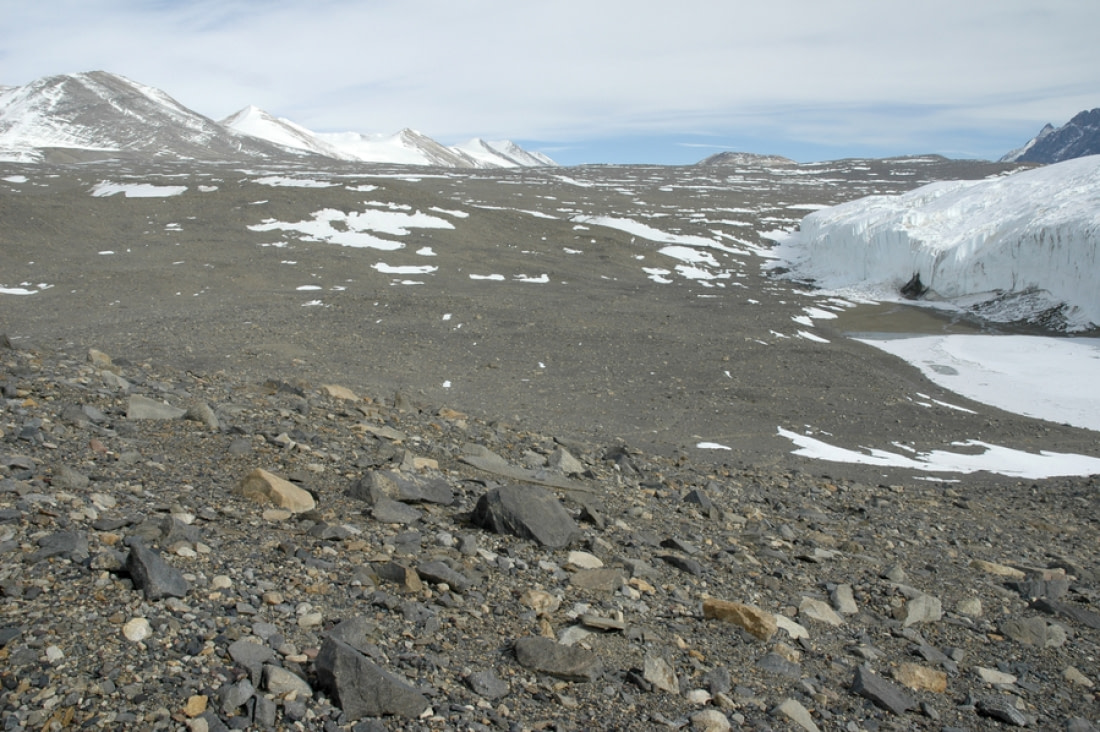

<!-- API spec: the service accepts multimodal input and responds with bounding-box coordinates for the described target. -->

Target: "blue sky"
[2,0,1098,166]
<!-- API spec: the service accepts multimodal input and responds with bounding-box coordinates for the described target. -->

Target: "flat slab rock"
[513,636,602,682]
[471,484,579,548]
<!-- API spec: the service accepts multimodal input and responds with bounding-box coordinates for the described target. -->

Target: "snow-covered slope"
[219,106,348,160]
[1002,109,1100,164]
[771,155,1100,331]
[0,71,294,163]
[313,128,479,167]
[222,106,556,168]
[453,138,556,167]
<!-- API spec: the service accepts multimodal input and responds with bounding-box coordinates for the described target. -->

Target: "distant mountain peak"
[1001,108,1100,164]
[0,70,298,163]
[696,151,796,167]
[1,70,557,168]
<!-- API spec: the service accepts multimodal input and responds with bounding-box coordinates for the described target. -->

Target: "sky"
[2,0,1099,166]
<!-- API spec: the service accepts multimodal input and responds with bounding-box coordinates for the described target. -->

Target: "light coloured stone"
[799,597,844,626]
[703,598,778,641]
[322,384,359,401]
[956,598,983,616]
[236,469,316,514]
[122,617,152,643]
[1064,666,1094,687]
[691,708,732,732]
[775,698,820,732]
[894,663,947,693]
[566,550,604,569]
[902,593,942,627]
[775,615,809,640]
[210,575,232,590]
[976,666,1017,685]
[970,559,1026,579]
[45,645,64,664]
[643,654,679,694]
[831,583,858,614]
[520,589,561,616]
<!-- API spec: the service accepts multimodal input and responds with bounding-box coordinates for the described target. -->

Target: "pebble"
[122,617,152,642]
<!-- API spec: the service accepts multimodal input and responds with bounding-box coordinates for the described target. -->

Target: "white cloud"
[2,0,1098,161]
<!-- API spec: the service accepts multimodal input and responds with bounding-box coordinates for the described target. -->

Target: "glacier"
[771,155,1100,331]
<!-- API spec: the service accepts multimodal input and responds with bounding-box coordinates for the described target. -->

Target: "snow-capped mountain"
[0,71,556,167]
[220,105,555,168]
[0,71,299,163]
[1001,108,1100,164]
[452,138,557,168]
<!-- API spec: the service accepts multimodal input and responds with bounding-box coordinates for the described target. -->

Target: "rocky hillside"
[1001,108,1100,164]
[1,338,1097,731]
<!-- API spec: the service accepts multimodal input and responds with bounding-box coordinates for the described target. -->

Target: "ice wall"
[774,155,1100,330]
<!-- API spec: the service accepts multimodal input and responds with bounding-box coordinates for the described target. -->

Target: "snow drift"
[771,155,1100,331]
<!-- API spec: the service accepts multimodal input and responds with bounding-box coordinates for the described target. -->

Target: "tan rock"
[182,695,208,718]
[520,589,561,616]
[1064,666,1093,687]
[321,384,359,401]
[894,663,947,693]
[236,469,316,514]
[703,598,777,641]
[970,559,1026,579]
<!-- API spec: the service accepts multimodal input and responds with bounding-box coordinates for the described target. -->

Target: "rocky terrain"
[1,157,1098,731]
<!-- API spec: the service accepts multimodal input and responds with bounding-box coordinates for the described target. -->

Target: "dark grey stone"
[314,637,429,721]
[220,678,256,713]
[126,542,189,600]
[850,664,914,716]
[658,554,705,576]
[370,498,423,525]
[416,560,472,593]
[465,670,510,701]
[976,697,1029,726]
[228,640,275,688]
[26,530,89,563]
[1031,599,1100,630]
[756,652,801,680]
[471,484,579,548]
[513,636,602,682]
[252,694,277,727]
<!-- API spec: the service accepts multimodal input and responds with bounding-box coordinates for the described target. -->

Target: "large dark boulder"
[471,484,579,548]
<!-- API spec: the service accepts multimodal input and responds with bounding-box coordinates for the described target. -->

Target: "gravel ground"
[1,157,1097,731]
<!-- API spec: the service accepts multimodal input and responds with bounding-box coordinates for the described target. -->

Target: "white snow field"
[771,154,1100,331]
[766,155,1100,476]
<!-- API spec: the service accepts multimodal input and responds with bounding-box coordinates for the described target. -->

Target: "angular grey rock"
[513,636,602,681]
[1001,616,1060,647]
[471,484,579,548]
[349,470,453,506]
[253,694,277,727]
[756,652,801,680]
[1031,598,1100,630]
[51,464,90,490]
[125,542,189,600]
[416,560,471,593]
[775,698,821,732]
[27,530,89,563]
[1006,578,1070,600]
[548,446,584,475]
[850,665,914,716]
[315,636,429,720]
[831,583,858,615]
[370,498,423,525]
[465,670,510,701]
[220,678,255,713]
[127,394,186,420]
[902,593,942,627]
[228,639,275,687]
[326,617,380,657]
[184,402,220,430]
[643,653,680,694]
[976,697,1029,726]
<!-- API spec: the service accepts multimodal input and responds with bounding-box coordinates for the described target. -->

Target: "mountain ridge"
[1001,108,1100,164]
[0,71,555,167]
